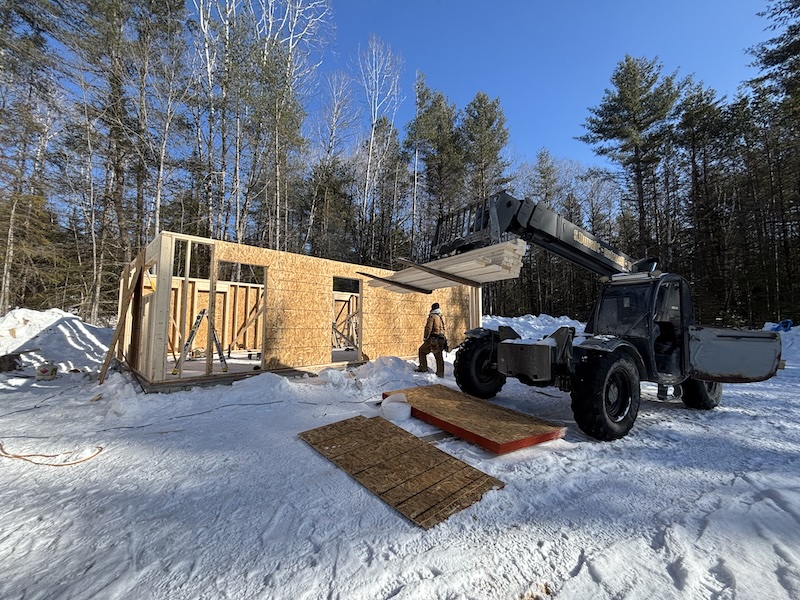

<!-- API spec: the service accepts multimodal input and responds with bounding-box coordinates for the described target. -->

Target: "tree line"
[1,0,798,328]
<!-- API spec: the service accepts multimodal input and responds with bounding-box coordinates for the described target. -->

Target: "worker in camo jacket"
[415,302,448,377]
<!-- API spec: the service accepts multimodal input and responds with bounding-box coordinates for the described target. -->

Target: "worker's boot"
[414,365,429,373]
[435,355,445,378]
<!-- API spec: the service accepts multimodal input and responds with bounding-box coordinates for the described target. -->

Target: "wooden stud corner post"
[260,267,268,371]
[205,242,218,376]
[151,233,175,382]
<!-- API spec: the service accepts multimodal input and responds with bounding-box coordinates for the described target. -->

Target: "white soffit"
[367,239,528,294]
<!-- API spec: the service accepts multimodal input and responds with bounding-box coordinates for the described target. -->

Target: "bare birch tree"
[249,0,330,249]
[356,34,403,260]
[190,0,225,238]
[130,1,191,240]
[304,70,357,249]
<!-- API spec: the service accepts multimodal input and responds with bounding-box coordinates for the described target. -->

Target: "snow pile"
[482,313,585,338]
[0,310,798,599]
[0,307,112,376]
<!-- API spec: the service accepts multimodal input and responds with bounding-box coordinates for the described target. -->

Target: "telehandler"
[431,191,783,440]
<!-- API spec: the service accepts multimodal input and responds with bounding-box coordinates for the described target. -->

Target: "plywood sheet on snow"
[383,384,566,454]
[366,239,527,294]
[298,416,503,529]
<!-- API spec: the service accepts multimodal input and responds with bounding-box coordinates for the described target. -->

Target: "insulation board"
[298,415,504,529]
[383,384,566,454]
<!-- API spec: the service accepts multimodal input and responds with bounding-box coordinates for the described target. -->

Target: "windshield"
[593,283,654,338]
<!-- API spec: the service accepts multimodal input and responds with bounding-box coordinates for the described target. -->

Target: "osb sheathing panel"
[168,286,180,353]
[211,243,470,369]
[299,415,504,529]
[136,233,471,380]
[383,384,567,454]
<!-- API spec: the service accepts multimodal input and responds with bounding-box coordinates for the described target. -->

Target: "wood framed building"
[101,231,526,389]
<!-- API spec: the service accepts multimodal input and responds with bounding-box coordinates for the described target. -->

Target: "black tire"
[679,379,722,410]
[454,335,506,398]
[571,354,640,441]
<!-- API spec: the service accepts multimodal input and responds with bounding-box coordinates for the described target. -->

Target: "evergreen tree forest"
[1,0,798,328]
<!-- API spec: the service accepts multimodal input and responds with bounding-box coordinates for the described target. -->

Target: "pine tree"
[674,81,727,316]
[751,0,800,105]
[579,55,681,257]
[0,0,61,314]
[460,91,510,202]
[403,80,464,244]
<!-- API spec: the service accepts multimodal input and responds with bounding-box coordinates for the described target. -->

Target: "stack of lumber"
[366,239,527,293]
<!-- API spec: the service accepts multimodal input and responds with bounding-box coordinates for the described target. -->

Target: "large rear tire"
[679,379,722,410]
[571,354,640,441]
[454,335,506,398]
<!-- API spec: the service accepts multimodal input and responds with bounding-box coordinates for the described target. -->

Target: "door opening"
[332,277,361,363]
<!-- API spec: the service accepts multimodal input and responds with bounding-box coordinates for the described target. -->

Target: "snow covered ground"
[1,308,798,600]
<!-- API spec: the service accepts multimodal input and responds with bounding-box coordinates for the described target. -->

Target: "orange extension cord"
[0,441,104,467]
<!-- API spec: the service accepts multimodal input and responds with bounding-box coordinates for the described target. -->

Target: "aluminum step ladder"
[172,309,228,375]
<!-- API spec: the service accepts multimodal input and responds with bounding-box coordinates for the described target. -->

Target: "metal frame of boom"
[430,190,644,278]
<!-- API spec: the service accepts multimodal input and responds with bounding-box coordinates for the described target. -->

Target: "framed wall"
[102,231,474,389]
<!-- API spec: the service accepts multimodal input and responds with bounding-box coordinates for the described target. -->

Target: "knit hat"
[431,303,440,310]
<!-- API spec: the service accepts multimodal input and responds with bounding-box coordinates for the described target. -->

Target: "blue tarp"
[772,319,793,332]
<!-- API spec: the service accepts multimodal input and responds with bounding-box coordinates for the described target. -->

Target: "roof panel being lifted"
[366,239,527,294]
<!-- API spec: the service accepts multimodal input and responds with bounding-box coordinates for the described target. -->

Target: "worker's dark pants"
[418,337,445,377]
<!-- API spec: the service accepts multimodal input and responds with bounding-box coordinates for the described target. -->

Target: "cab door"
[652,278,687,380]
[688,326,782,382]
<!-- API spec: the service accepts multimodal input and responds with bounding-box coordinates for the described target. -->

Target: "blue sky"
[325,0,769,167]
